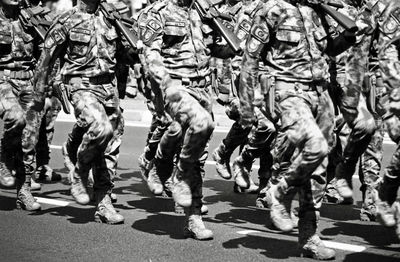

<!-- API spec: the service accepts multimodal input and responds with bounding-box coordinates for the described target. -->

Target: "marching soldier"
[33,0,138,224]
[140,0,237,240]
[239,0,356,259]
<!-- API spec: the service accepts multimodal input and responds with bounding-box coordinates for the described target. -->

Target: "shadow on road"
[321,221,400,248]
[343,252,400,262]
[320,203,361,221]
[222,234,299,259]
[0,194,16,211]
[131,213,186,240]
[30,205,95,224]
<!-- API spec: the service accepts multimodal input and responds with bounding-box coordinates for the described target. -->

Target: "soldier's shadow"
[222,234,299,259]
[131,213,186,240]
[30,205,95,224]
[321,221,400,249]
[343,252,400,262]
[0,194,17,211]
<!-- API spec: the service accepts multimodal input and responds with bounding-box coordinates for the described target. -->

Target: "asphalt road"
[0,121,399,262]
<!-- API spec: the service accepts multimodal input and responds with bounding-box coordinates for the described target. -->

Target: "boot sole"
[16,202,41,211]
[299,252,335,260]
[94,215,124,225]
[183,230,214,241]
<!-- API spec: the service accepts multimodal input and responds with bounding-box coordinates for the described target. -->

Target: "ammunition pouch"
[53,81,71,114]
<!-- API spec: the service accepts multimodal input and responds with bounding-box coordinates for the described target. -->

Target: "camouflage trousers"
[334,83,376,183]
[272,84,334,241]
[376,43,400,205]
[65,90,124,193]
[0,77,45,188]
[0,80,26,175]
[156,81,214,207]
[35,97,62,167]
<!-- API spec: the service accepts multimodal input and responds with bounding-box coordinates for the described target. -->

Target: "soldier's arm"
[239,14,269,128]
[33,23,67,111]
[141,16,170,92]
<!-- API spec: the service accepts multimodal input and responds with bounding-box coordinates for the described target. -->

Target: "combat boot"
[299,211,335,260]
[172,167,192,207]
[0,162,15,188]
[324,179,353,205]
[147,164,164,195]
[212,143,232,179]
[16,173,41,211]
[335,178,353,199]
[31,178,41,191]
[232,156,251,189]
[94,192,124,224]
[184,206,213,240]
[233,177,259,194]
[138,153,152,181]
[376,200,396,227]
[360,185,378,221]
[299,234,335,260]
[70,169,90,205]
[35,165,62,182]
[267,179,293,232]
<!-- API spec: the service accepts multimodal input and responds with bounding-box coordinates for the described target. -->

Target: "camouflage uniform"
[33,4,137,224]
[140,0,235,240]
[0,6,43,210]
[239,0,356,258]
[346,0,400,238]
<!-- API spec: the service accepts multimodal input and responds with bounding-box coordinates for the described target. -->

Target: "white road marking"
[50,145,62,150]
[322,241,366,253]
[35,197,70,207]
[236,230,366,253]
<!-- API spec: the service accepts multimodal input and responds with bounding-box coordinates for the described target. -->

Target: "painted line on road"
[35,197,70,207]
[237,230,366,253]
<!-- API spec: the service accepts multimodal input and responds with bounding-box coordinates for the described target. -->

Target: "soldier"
[325,0,377,207]
[347,0,400,240]
[0,0,46,210]
[33,0,138,224]
[212,0,274,196]
[140,0,237,240]
[34,0,63,184]
[239,0,357,259]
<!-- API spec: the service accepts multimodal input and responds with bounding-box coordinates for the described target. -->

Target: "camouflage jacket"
[139,0,234,91]
[239,0,350,126]
[33,5,136,108]
[345,0,400,102]
[0,9,39,73]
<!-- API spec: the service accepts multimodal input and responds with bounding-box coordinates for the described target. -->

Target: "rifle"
[194,0,242,53]
[19,0,50,41]
[310,1,358,32]
[100,1,138,49]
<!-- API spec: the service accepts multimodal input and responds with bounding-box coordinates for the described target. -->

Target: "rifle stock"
[319,3,358,32]
[100,2,138,49]
[194,0,242,53]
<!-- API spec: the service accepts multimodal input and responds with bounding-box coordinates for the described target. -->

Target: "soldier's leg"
[297,158,335,260]
[213,98,251,180]
[0,82,26,188]
[92,107,124,224]
[233,107,276,190]
[267,95,328,232]
[18,81,43,211]
[336,91,376,199]
[167,88,214,240]
[359,116,384,221]
[69,91,114,206]
[36,97,62,182]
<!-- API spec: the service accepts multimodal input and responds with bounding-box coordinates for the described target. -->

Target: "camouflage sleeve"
[238,13,269,128]
[33,22,67,111]
[141,13,170,91]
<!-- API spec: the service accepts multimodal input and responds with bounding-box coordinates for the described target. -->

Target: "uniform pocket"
[69,29,92,56]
